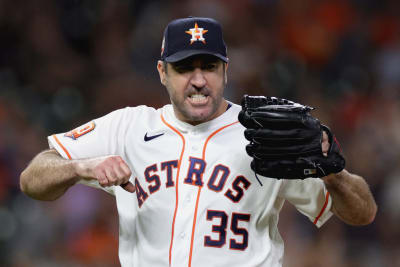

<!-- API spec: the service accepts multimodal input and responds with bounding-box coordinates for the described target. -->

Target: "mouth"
[187,93,209,105]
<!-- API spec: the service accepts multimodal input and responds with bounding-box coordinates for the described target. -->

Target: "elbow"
[354,203,378,226]
[365,203,378,225]
[19,170,58,201]
[335,202,378,226]
[19,169,30,195]
[19,169,37,199]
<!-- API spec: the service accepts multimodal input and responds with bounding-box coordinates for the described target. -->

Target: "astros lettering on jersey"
[48,103,333,267]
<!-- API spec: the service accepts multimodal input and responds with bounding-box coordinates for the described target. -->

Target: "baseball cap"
[160,17,228,63]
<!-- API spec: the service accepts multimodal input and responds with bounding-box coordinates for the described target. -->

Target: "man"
[20,17,377,267]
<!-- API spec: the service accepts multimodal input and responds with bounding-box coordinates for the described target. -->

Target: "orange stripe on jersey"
[201,121,239,159]
[189,185,202,267]
[52,134,72,159]
[160,114,186,267]
[313,191,330,225]
[188,121,239,267]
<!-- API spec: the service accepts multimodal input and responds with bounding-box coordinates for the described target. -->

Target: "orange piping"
[52,135,72,159]
[161,114,186,267]
[313,191,330,225]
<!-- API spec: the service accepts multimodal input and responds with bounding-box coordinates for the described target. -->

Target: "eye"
[173,64,194,73]
[203,63,218,71]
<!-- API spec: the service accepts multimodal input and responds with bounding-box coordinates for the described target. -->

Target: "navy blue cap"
[160,17,228,63]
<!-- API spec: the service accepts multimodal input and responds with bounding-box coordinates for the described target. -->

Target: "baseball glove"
[238,95,345,180]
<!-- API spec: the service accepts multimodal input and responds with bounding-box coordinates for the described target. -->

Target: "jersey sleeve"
[278,178,333,227]
[47,106,149,194]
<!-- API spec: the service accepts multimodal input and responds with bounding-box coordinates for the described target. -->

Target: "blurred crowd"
[1,0,399,266]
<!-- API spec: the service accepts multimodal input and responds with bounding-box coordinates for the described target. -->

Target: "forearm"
[323,169,377,226]
[20,149,80,201]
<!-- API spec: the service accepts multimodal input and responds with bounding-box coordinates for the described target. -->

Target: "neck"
[176,99,229,126]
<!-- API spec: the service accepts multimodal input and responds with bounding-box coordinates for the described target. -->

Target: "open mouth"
[188,93,209,104]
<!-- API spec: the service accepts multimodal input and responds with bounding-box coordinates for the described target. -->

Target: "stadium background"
[1,0,399,266]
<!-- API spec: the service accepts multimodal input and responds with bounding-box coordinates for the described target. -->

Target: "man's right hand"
[76,155,135,193]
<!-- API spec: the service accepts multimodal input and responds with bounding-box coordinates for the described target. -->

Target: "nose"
[190,68,206,89]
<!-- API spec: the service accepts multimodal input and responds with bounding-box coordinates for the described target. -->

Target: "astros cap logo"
[185,23,208,44]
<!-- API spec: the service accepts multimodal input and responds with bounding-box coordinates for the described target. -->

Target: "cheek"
[210,76,226,96]
[166,79,185,101]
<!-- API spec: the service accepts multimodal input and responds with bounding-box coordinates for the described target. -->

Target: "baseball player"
[20,17,377,267]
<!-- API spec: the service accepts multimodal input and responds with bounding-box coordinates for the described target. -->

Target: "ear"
[224,63,228,84]
[157,60,167,86]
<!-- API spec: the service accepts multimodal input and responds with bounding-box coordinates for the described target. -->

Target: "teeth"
[190,94,205,99]
[189,94,207,103]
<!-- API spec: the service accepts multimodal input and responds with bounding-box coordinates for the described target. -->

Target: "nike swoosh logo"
[144,132,164,142]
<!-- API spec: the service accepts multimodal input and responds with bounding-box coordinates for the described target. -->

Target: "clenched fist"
[76,155,135,193]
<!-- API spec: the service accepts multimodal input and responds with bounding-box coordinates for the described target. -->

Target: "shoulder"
[228,101,241,110]
[225,101,242,117]
[226,102,245,128]
[101,105,162,121]
[117,105,159,115]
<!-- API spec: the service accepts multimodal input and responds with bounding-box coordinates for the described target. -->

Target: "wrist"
[71,159,87,182]
[323,169,347,187]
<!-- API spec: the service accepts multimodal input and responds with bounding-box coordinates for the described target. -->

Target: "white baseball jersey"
[48,102,333,267]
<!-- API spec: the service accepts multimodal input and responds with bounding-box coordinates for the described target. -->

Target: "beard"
[166,80,226,124]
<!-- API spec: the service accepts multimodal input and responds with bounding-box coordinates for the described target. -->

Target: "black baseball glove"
[238,95,345,180]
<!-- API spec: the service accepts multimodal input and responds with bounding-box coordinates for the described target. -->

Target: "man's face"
[157,55,228,125]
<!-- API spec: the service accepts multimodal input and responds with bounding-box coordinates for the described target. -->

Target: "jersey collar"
[162,101,239,134]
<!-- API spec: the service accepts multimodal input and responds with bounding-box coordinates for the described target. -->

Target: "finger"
[112,162,132,185]
[105,167,117,186]
[120,181,135,193]
[96,170,109,187]
[113,165,127,186]
[119,160,132,177]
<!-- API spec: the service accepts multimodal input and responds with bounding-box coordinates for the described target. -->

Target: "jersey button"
[180,232,186,239]
[192,145,198,151]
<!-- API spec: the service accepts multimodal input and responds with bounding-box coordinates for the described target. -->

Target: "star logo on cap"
[185,23,208,44]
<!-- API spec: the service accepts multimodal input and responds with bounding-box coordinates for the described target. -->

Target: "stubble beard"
[167,81,226,124]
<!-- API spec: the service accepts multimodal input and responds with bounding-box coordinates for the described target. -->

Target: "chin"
[179,102,218,123]
[192,112,216,123]
[188,114,207,122]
